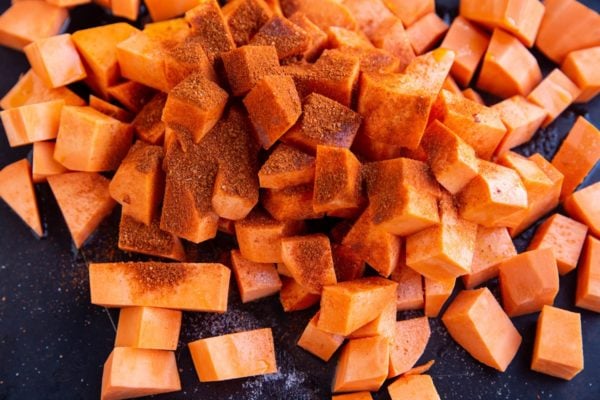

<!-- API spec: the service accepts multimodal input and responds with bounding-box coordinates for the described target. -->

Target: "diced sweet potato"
[333,336,389,393]
[551,117,600,200]
[112,0,140,20]
[317,277,397,336]
[368,17,415,71]
[528,214,588,276]
[132,93,167,145]
[231,250,282,303]
[258,144,315,189]
[48,172,116,248]
[188,328,277,381]
[250,15,310,60]
[222,45,281,96]
[425,277,455,318]
[163,35,217,90]
[288,12,328,61]
[388,374,440,400]
[333,393,373,400]
[442,287,522,372]
[391,258,424,311]
[115,306,182,350]
[442,75,462,96]
[406,13,448,55]
[244,75,301,149]
[54,106,133,172]
[341,0,395,39]
[144,0,202,21]
[462,227,516,289]
[331,244,366,283]
[32,141,68,183]
[348,299,396,340]
[90,96,133,123]
[101,347,181,400]
[297,313,344,361]
[223,0,273,47]
[527,69,581,128]
[388,317,430,378]
[90,262,230,311]
[462,88,484,104]
[564,182,600,237]
[263,184,323,221]
[383,0,434,27]
[1,100,64,147]
[107,81,155,113]
[279,277,320,311]
[119,214,186,261]
[531,305,584,380]
[0,159,42,236]
[185,0,236,64]
[280,0,357,31]
[562,46,600,103]
[576,236,600,312]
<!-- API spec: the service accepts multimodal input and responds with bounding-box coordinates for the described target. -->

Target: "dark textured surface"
[1,1,600,399]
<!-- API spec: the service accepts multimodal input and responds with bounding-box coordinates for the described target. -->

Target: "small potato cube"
[222,45,281,96]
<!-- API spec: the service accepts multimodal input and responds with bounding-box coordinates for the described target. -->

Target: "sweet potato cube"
[0,1,68,51]
[358,49,454,149]
[24,34,86,89]
[527,69,581,128]
[462,88,484,104]
[243,74,301,149]
[251,15,310,60]
[48,173,116,248]
[391,260,424,311]
[388,317,431,378]
[223,0,273,47]
[317,277,397,336]
[492,95,547,156]
[368,16,415,71]
[462,227,516,289]
[421,120,479,194]
[0,159,42,236]
[551,117,600,200]
[532,306,584,380]
[477,29,542,98]
[313,146,361,214]
[388,374,440,400]
[32,141,68,183]
[107,81,155,113]
[262,184,323,221]
[442,288,522,372]
[341,0,396,39]
[565,182,600,238]
[576,236,600,312]
[297,313,344,361]
[101,347,181,400]
[119,214,186,261]
[188,328,277,382]
[144,0,201,21]
[132,93,167,145]
[440,16,490,87]
[281,234,337,294]
[1,100,64,147]
[280,0,357,31]
[333,393,373,400]
[562,46,600,103]
[332,336,389,393]
[348,299,396,340]
[162,74,228,143]
[457,160,528,228]
[163,36,217,90]
[72,23,140,98]
[111,0,140,20]
[222,46,281,96]
[383,0,433,27]
[115,306,182,350]
[406,13,448,55]
[342,208,401,278]
[331,243,366,283]
[288,12,328,61]
[90,96,133,123]
[258,144,315,189]
[425,277,455,318]
[499,249,559,317]
[279,277,320,311]
[406,193,477,281]
[54,106,133,172]
[185,0,236,64]
[431,89,506,160]
[528,214,588,276]
[231,250,282,303]
[283,93,361,154]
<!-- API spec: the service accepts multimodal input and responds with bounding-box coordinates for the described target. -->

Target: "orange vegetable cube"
[331,243,366,283]
[551,117,600,199]
[223,0,273,47]
[388,317,431,378]
[531,306,584,380]
[333,393,373,400]
[0,159,42,236]
[48,173,116,248]
[32,141,68,183]
[332,336,389,393]
[258,144,315,189]
[462,88,485,104]
[250,15,309,60]
[188,328,277,381]
[390,260,424,311]
[89,96,133,123]
[388,374,440,400]
[132,93,167,145]
[163,35,217,91]
[288,12,328,61]
[368,16,415,71]
[262,184,323,221]
[297,313,344,361]
[280,0,357,31]
[425,277,455,318]
[118,214,187,262]
[348,299,396,340]
[576,236,600,312]
[341,0,396,39]
[1,100,64,147]
[101,347,181,400]
[528,214,588,276]
[442,287,522,372]
[231,250,282,303]
[562,46,600,103]
[279,277,320,311]
[564,182,600,237]
[222,46,281,96]
[382,0,434,27]
[527,69,581,128]
[107,80,155,113]
[144,0,201,21]
[185,0,236,64]
[111,0,140,20]
[115,306,182,350]
[406,13,448,55]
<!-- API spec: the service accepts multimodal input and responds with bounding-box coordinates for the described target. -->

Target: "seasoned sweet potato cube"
[457,160,528,228]
[431,90,506,160]
[223,0,273,47]
[132,93,167,145]
[564,182,600,238]
[258,144,315,189]
[185,0,236,64]
[288,12,328,61]
[164,36,217,90]
[118,214,186,262]
[462,227,516,290]
[281,234,337,294]
[235,209,304,263]
[111,0,140,21]
[576,236,600,312]
[72,23,140,98]
[222,45,281,96]
[382,0,433,27]
[188,328,277,382]
[304,49,360,107]
[527,69,581,128]
[243,75,301,149]
[107,81,155,113]
[406,193,477,281]
[388,375,440,400]
[115,306,182,350]
[262,183,323,221]
[162,73,228,143]
[368,17,415,71]
[230,250,281,303]
[342,0,395,38]
[280,0,357,31]
[313,146,361,214]
[391,260,424,311]
[0,1,68,52]
[331,244,366,283]
[528,214,588,276]
[562,46,600,103]
[32,141,68,183]
[143,18,191,43]
[0,159,42,236]
[279,277,320,311]
[101,347,181,400]
[348,299,396,340]
[283,93,361,154]
[250,15,310,60]
[388,317,431,378]
[1,100,64,147]
[48,173,116,248]
[358,49,454,149]
[406,13,448,55]
[422,121,479,194]
[89,96,133,123]
[317,277,397,336]
[54,106,133,172]
[333,336,389,393]
[297,313,344,361]
[144,0,201,21]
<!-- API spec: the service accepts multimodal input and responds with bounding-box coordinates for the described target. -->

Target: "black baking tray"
[1,0,600,399]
